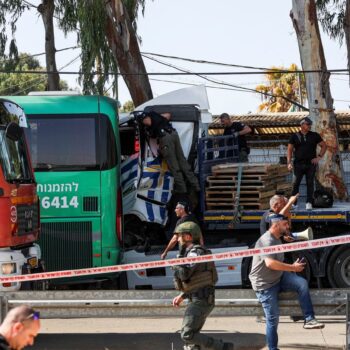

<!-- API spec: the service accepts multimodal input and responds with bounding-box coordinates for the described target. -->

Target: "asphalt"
[32,315,347,350]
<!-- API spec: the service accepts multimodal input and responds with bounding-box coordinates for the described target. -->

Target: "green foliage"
[255,64,307,112]
[120,100,135,112]
[1,1,149,96]
[316,0,347,44]
[0,53,68,95]
[0,0,29,58]
[123,0,146,38]
[58,0,117,95]
[58,0,150,95]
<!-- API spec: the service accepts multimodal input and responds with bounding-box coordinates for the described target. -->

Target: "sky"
[7,0,350,114]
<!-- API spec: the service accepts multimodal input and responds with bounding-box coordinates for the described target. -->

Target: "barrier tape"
[2,234,350,283]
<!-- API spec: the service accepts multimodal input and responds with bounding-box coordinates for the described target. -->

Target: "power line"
[142,53,309,111]
[0,68,348,76]
[142,52,271,71]
[0,54,81,96]
[0,46,80,64]
[149,78,257,93]
[22,0,36,8]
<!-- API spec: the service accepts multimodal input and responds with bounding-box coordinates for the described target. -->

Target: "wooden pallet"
[206,163,290,211]
[239,189,276,200]
[241,202,270,210]
[206,190,235,201]
[206,201,270,210]
[276,183,293,191]
[211,163,285,176]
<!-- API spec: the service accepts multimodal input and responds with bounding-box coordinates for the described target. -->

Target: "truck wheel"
[328,246,350,288]
[118,272,128,290]
[241,257,252,288]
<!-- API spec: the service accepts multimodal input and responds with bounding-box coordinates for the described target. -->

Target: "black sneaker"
[223,342,234,350]
[303,318,325,329]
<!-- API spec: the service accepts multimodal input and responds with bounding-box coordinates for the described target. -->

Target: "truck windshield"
[0,100,32,182]
[25,114,117,172]
[0,129,32,182]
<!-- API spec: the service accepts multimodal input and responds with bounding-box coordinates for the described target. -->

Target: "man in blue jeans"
[249,214,324,350]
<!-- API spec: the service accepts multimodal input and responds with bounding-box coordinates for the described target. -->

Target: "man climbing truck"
[0,99,41,291]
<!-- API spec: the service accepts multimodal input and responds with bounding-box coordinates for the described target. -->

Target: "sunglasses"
[25,311,40,321]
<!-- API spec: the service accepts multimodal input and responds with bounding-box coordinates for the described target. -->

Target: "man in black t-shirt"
[220,113,252,162]
[161,201,203,259]
[287,117,327,210]
[140,111,200,194]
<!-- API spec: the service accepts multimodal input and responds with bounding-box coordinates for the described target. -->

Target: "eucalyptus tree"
[58,0,153,105]
[316,0,350,85]
[0,0,60,91]
[38,0,60,90]
[291,0,348,200]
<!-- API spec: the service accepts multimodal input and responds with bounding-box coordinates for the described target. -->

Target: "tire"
[118,271,128,290]
[241,257,252,288]
[328,246,350,288]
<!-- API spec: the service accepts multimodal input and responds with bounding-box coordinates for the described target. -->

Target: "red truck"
[0,98,42,290]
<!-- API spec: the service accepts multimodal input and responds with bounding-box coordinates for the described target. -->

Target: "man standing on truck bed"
[220,113,252,162]
[161,201,203,259]
[287,117,326,210]
[249,214,324,350]
[140,111,200,194]
[172,222,234,350]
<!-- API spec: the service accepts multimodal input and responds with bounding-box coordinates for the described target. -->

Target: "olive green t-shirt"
[249,231,284,291]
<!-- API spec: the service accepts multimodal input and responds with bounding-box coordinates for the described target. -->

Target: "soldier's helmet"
[175,221,202,244]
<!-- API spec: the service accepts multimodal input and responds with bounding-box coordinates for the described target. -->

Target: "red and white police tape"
[2,234,350,283]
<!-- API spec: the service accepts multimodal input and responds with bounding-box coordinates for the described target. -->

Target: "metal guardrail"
[347,294,350,350]
[0,289,347,320]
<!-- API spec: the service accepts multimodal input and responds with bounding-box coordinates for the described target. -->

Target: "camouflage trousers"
[159,131,200,194]
[181,296,226,350]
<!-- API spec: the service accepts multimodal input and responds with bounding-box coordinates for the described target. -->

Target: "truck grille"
[17,203,39,236]
[83,196,98,212]
[39,222,93,272]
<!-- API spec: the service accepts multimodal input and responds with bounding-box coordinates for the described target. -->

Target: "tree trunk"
[105,0,153,106]
[290,0,348,200]
[345,0,350,87]
[38,0,60,91]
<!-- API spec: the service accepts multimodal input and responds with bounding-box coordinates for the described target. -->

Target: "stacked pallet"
[206,163,292,211]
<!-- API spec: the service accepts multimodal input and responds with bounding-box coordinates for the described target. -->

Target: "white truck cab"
[120,85,248,289]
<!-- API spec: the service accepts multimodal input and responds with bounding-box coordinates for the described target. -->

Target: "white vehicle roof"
[134,85,212,123]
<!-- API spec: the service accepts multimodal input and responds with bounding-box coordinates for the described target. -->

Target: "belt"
[294,159,313,165]
[188,287,215,300]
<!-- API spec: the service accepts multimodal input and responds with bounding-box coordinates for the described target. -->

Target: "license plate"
[27,257,38,268]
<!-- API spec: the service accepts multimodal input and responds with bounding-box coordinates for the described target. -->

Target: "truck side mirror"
[6,122,23,141]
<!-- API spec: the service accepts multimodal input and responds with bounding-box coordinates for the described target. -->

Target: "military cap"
[175,221,202,243]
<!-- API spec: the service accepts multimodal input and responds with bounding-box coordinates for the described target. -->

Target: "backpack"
[313,190,333,208]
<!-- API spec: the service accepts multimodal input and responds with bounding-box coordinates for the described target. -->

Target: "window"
[0,100,32,182]
[0,129,32,181]
[25,114,117,172]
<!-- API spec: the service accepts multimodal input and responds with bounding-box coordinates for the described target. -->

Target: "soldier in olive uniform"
[172,222,234,350]
[140,111,200,194]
